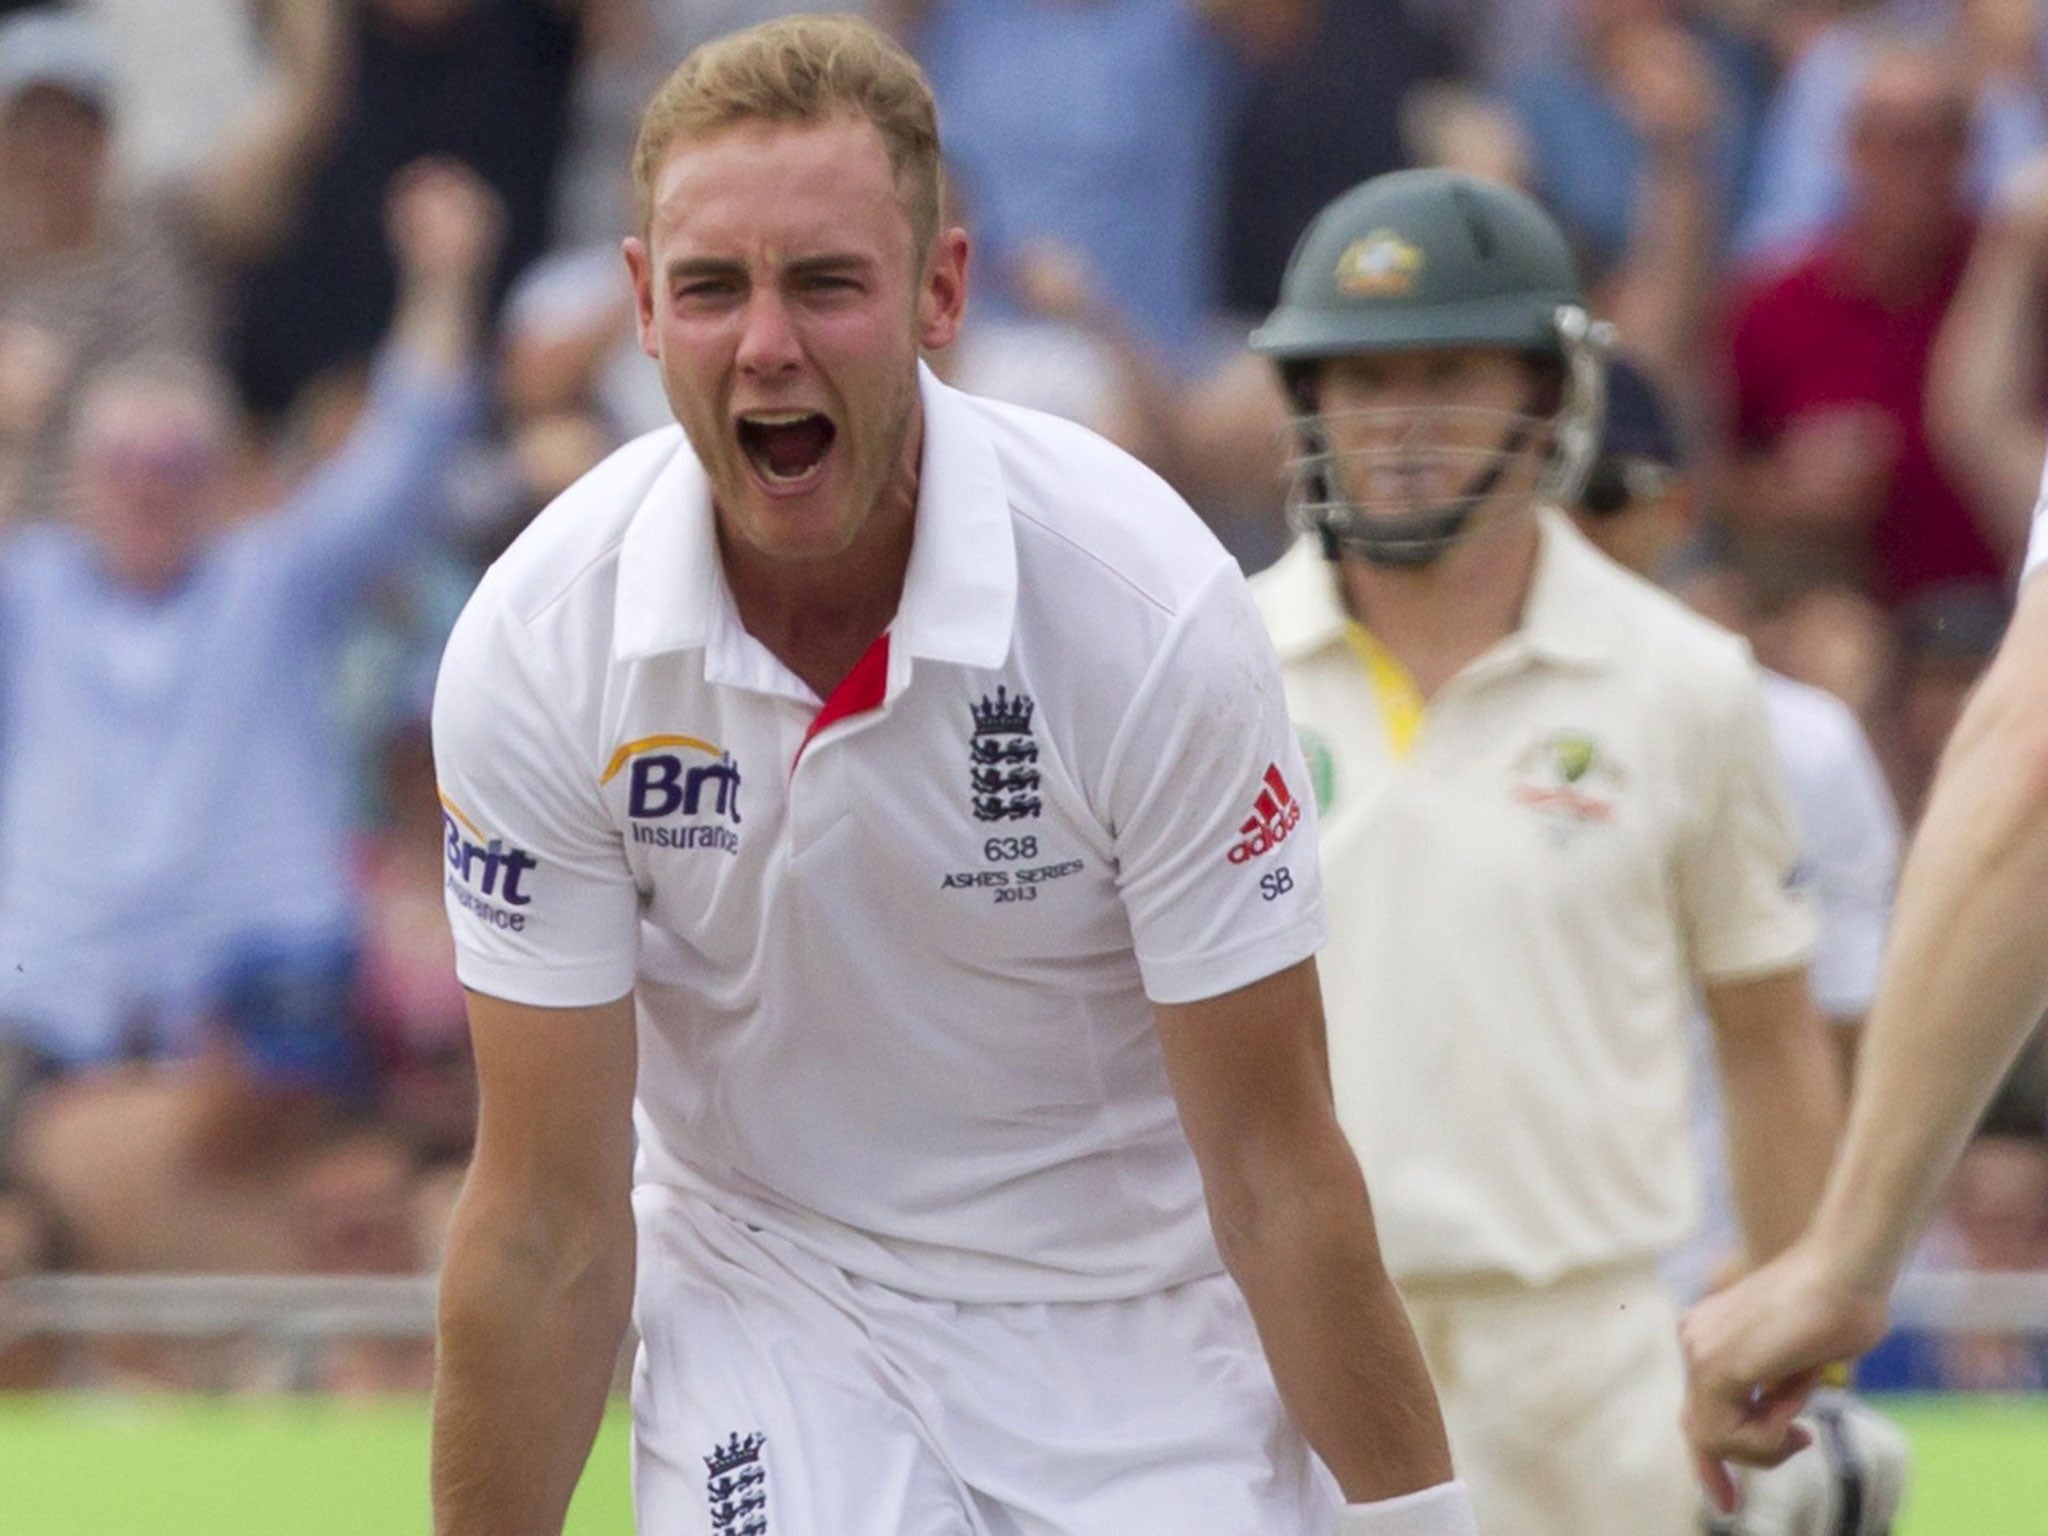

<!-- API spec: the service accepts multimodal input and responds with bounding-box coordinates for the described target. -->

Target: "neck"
[1338,506,1542,698]
[721,433,922,700]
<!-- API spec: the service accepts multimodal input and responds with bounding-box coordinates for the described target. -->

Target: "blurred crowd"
[0,0,2044,1394]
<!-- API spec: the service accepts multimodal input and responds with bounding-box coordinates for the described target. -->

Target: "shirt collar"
[612,362,1016,671]
[1258,505,1615,670]
[1514,507,1617,668]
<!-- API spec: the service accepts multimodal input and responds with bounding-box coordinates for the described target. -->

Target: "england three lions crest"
[705,1431,768,1536]
[970,685,1041,822]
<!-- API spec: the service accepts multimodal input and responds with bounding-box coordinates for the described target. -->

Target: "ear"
[623,236,660,361]
[917,226,970,354]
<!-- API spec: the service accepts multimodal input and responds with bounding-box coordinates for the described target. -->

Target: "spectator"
[1882,582,2007,821]
[1929,152,2048,551]
[1927,1131,2048,1389]
[0,171,497,1364]
[1504,0,1772,279]
[908,0,1268,368]
[0,1,347,524]
[1756,581,1899,724]
[1722,38,2009,606]
[351,683,475,1165]
[551,1,900,247]
[228,0,583,418]
[1217,0,1461,316]
[87,0,269,188]
[0,161,497,1102]
[1738,0,2046,262]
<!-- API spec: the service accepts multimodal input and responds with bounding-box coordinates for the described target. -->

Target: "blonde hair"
[632,14,943,254]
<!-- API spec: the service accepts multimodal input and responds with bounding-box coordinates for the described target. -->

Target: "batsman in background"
[430,16,1472,1536]
[1247,169,1846,1536]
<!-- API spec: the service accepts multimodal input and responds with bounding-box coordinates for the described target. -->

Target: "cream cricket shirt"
[433,365,1324,1304]
[1252,511,1815,1286]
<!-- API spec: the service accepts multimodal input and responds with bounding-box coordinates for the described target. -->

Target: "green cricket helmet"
[1250,169,1609,566]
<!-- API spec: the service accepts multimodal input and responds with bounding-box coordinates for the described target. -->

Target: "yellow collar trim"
[1344,622,1425,760]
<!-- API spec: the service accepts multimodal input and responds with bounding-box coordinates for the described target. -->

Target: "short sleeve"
[2023,451,2048,585]
[1105,565,1326,1004]
[1675,659,1819,982]
[1801,709,1899,1020]
[433,597,641,1007]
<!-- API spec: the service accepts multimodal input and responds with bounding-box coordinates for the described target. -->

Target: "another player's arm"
[1703,965,1844,1267]
[432,990,638,1536]
[1683,572,2048,1479]
[1154,958,1456,1506]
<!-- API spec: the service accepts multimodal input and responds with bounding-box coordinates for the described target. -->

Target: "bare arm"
[1703,967,1844,1267]
[432,990,638,1536]
[1927,161,2048,548]
[181,0,349,265]
[1803,572,2048,1287]
[1682,571,2048,1482]
[1154,958,1454,1504]
[1601,21,1724,385]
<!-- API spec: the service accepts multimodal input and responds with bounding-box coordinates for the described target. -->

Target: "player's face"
[1313,345,1547,521]
[625,116,966,566]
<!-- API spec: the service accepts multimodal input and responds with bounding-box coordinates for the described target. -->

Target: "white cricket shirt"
[434,365,1324,1303]
[1252,512,1817,1286]
[2026,452,2048,582]
[1665,671,1898,1301]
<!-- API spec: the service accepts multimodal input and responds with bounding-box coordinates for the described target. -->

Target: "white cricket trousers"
[628,1186,1344,1536]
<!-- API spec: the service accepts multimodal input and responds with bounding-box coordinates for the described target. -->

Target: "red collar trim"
[793,631,891,770]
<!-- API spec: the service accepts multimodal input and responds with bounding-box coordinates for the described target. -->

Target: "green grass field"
[1,1394,2042,1533]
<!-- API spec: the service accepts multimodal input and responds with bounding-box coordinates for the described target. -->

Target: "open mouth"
[735,411,837,489]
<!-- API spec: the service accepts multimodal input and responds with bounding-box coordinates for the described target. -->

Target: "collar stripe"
[793,631,892,771]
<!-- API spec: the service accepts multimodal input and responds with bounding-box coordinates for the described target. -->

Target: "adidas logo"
[1226,764,1303,864]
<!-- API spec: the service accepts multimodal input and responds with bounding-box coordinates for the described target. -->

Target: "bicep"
[465,989,638,1212]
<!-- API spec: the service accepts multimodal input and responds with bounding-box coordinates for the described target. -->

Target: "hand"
[1990,153,2048,272]
[258,0,347,81]
[385,158,506,298]
[1703,1390,1909,1536]
[1680,1238,1892,1514]
[1008,239,1108,329]
[1610,22,1724,160]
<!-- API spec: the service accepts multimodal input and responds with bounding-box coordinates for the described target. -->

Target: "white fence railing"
[6,1266,2048,1345]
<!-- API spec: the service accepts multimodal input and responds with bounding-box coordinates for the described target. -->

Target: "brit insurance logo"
[969,685,1041,822]
[603,734,744,855]
[440,793,539,932]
